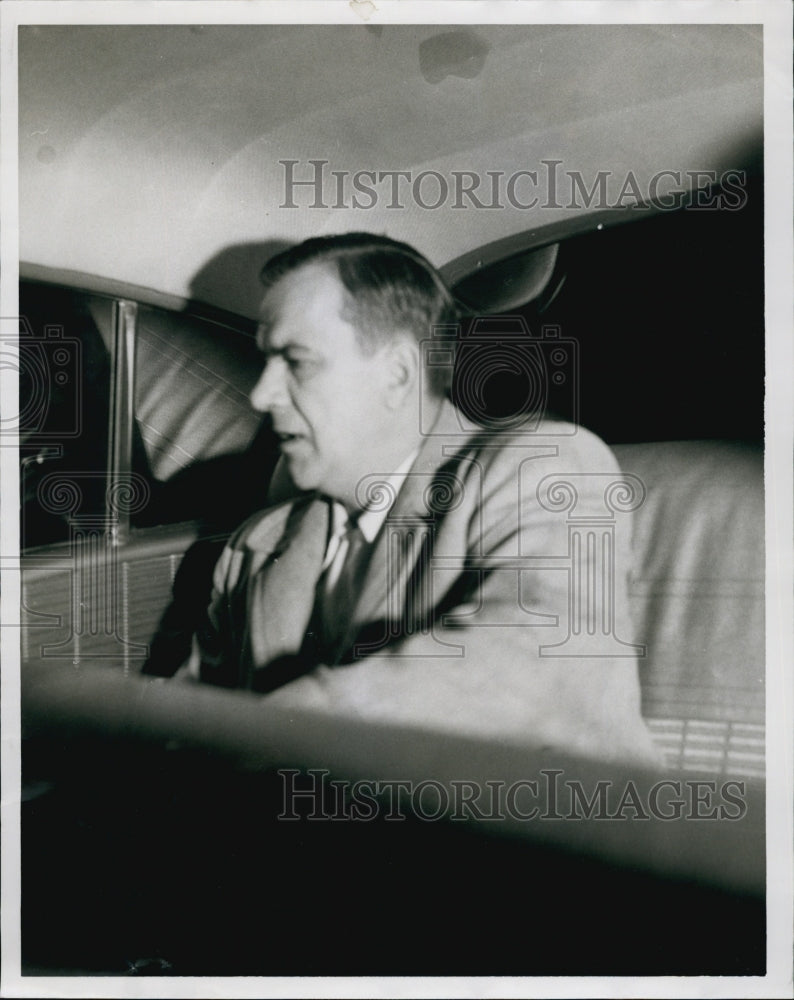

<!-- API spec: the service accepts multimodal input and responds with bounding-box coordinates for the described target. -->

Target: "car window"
[448,179,763,445]
[20,283,275,549]
[19,282,114,549]
[530,190,764,444]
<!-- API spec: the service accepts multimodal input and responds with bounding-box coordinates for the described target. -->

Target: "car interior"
[19,171,766,976]
[14,20,771,981]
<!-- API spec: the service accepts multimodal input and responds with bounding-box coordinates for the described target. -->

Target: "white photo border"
[2,2,791,998]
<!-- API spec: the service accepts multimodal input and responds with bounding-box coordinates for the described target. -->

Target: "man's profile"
[182,232,659,766]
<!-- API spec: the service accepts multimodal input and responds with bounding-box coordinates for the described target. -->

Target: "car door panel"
[21,522,209,671]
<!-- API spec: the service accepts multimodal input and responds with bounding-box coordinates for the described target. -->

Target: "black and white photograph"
[1,2,792,997]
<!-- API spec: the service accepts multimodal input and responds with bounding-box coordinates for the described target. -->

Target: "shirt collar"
[357,449,418,542]
[328,449,419,545]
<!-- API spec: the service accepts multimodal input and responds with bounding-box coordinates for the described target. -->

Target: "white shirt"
[320,450,418,588]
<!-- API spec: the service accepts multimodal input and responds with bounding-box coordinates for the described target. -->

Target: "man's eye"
[286,356,316,376]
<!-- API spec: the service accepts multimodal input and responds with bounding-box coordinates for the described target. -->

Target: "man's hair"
[260,232,458,396]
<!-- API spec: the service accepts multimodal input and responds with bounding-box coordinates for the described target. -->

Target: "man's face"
[251,263,401,506]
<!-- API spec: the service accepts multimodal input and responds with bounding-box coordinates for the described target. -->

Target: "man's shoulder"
[226,493,315,554]
[490,415,619,468]
[432,402,620,475]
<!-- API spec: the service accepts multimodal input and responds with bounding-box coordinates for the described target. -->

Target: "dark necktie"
[313,515,370,665]
[249,504,371,693]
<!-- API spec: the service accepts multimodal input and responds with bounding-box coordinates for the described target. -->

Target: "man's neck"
[330,446,418,544]
[340,394,444,513]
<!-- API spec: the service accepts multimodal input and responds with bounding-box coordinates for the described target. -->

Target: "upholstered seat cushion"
[613,440,764,778]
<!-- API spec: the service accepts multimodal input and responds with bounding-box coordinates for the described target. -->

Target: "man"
[186,232,659,766]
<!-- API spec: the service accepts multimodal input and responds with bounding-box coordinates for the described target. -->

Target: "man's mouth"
[276,431,305,448]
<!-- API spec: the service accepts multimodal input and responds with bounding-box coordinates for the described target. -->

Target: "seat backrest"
[134,305,262,482]
[613,440,764,782]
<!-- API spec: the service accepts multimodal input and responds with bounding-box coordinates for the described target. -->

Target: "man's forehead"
[256,261,344,348]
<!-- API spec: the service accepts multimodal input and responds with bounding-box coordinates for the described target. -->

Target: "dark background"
[456,171,764,446]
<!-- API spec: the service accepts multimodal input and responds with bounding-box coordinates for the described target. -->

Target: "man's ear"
[383,333,420,408]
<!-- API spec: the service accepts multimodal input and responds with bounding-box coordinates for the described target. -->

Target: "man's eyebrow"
[256,336,322,359]
[255,314,321,358]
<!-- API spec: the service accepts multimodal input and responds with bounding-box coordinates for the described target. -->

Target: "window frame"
[19,265,260,555]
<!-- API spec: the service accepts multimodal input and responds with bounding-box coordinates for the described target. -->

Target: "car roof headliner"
[19,23,762,317]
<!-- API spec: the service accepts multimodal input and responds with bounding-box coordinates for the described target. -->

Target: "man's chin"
[283,456,319,493]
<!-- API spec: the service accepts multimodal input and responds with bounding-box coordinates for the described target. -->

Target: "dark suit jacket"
[190,402,659,766]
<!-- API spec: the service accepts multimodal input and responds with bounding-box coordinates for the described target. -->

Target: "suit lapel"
[245,496,330,668]
[352,400,472,630]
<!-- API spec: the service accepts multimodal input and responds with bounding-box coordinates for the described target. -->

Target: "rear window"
[19,283,275,548]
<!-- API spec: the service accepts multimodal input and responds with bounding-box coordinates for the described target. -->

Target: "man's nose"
[249,357,288,412]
